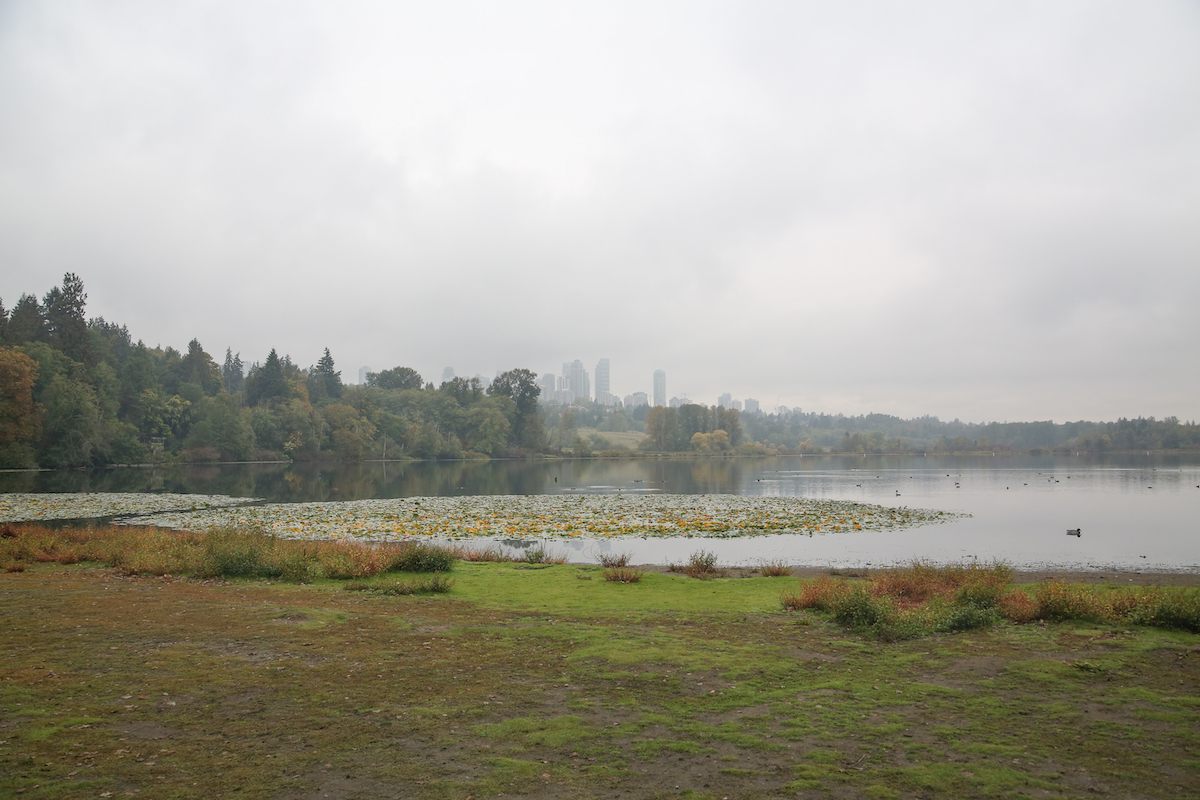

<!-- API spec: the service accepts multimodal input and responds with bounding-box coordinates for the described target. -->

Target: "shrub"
[999,590,1039,623]
[939,604,1001,632]
[386,542,455,573]
[1128,587,1200,632]
[598,551,631,568]
[760,560,794,577]
[954,581,1007,610]
[871,560,1012,606]
[195,528,280,579]
[1034,579,1104,622]
[679,550,722,579]
[603,566,643,583]
[782,576,853,611]
[271,546,322,583]
[871,561,948,604]
[312,540,383,580]
[831,586,896,629]
[522,545,567,565]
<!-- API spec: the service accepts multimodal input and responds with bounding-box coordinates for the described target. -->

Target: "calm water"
[3,454,1198,572]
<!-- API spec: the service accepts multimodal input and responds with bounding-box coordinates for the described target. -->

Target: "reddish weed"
[603,566,643,583]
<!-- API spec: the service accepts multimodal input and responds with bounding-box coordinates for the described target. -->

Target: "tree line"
[0,274,545,468]
[738,410,1200,454]
[2,275,1196,469]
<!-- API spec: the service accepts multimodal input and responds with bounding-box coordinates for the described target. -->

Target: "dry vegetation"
[782,559,1200,641]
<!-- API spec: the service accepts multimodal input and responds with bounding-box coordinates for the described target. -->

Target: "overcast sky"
[2,1,1198,423]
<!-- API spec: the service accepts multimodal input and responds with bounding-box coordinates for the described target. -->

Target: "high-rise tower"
[564,360,590,402]
[653,370,666,407]
[595,358,610,402]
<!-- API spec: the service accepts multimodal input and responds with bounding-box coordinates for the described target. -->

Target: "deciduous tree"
[0,346,42,467]
[367,366,423,391]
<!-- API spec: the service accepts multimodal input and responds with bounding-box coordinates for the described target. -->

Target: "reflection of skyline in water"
[2,454,1197,572]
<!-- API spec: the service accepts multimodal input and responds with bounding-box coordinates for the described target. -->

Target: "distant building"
[552,375,576,405]
[540,373,557,400]
[442,366,455,382]
[744,398,760,414]
[653,370,666,407]
[718,392,732,409]
[669,396,683,408]
[595,358,610,400]
[358,366,371,385]
[596,391,616,407]
[732,399,742,411]
[563,359,590,402]
[626,392,649,408]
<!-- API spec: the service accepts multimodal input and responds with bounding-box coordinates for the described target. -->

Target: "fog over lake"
[5,454,1197,573]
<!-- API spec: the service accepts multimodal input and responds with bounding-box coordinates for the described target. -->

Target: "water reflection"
[2,453,1197,503]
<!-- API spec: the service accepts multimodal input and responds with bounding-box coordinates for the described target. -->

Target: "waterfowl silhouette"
[1066,528,1082,537]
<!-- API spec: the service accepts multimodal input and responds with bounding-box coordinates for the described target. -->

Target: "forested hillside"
[0,275,544,468]
[1,275,1196,469]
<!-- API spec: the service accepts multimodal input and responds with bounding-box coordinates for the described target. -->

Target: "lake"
[3,454,1198,572]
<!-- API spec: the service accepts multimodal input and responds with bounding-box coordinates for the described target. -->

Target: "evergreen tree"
[222,348,244,394]
[43,272,93,367]
[246,348,289,406]
[5,294,45,345]
[314,348,342,399]
[180,339,222,395]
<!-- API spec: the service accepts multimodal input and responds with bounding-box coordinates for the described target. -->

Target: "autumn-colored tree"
[0,346,42,467]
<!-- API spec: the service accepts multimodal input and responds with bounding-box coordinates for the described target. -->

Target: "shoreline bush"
[781,560,1200,639]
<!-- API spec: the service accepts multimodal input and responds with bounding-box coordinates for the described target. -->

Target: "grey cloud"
[1,1,1197,421]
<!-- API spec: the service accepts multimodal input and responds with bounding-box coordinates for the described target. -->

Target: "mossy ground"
[2,561,1198,799]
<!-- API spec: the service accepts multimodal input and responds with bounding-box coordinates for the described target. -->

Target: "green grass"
[1,531,1198,799]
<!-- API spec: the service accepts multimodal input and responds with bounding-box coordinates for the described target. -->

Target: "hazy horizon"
[3,2,1197,423]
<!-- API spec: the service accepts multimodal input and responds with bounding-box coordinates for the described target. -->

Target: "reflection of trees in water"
[7,454,1192,503]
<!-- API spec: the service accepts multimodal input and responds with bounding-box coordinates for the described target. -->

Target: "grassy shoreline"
[2,526,1198,799]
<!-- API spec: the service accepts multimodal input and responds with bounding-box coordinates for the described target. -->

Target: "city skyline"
[353,358,766,414]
